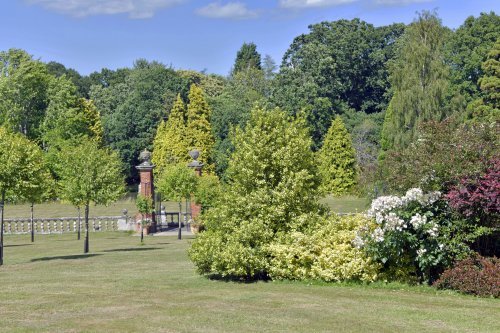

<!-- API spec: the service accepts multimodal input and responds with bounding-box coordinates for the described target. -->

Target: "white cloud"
[373,0,434,5]
[196,2,258,19]
[26,0,185,19]
[279,0,357,8]
[279,0,435,9]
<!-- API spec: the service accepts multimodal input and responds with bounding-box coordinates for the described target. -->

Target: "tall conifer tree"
[186,84,215,172]
[318,116,357,196]
[152,94,188,176]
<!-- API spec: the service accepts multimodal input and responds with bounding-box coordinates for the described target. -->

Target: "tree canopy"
[381,11,451,151]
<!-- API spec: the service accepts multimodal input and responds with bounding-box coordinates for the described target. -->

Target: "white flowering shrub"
[358,188,475,283]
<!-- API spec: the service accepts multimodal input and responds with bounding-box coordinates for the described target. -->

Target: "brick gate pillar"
[136,149,156,233]
[188,150,204,221]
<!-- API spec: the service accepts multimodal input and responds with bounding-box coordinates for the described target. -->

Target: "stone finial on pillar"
[136,149,156,233]
[188,149,204,177]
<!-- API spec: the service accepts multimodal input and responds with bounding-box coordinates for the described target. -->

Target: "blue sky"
[1,0,499,76]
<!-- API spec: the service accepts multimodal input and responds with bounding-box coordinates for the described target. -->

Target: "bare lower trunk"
[84,203,89,253]
[30,203,34,243]
[77,207,81,240]
[0,190,5,266]
[178,202,182,240]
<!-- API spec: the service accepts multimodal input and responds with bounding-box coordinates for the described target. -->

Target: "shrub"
[268,214,380,282]
[189,107,322,280]
[446,159,499,225]
[380,120,499,193]
[357,188,487,283]
[434,254,500,298]
[446,159,500,256]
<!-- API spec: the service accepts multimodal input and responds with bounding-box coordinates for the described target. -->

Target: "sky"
[1,0,499,76]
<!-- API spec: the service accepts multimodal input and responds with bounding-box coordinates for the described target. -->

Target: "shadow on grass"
[102,247,162,253]
[31,254,102,262]
[207,273,271,284]
[5,244,33,247]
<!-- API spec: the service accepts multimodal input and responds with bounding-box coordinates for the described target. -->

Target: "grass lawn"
[5,195,369,219]
[4,197,186,219]
[0,233,498,333]
[320,195,370,214]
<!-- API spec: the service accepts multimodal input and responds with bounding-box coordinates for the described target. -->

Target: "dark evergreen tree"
[232,42,262,75]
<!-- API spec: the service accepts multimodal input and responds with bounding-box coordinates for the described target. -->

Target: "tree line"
[0,10,498,193]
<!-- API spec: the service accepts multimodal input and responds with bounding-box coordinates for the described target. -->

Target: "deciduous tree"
[56,139,124,253]
[156,163,198,239]
[0,49,51,141]
[0,127,50,264]
[381,11,451,151]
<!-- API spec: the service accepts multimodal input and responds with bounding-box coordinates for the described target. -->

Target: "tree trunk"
[0,190,5,266]
[185,197,189,231]
[178,201,182,240]
[77,207,81,240]
[84,203,89,253]
[30,202,34,243]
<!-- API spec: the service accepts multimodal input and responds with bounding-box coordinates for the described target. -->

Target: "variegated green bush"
[189,106,322,279]
[268,214,380,282]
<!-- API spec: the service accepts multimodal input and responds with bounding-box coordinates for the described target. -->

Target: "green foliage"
[42,76,103,148]
[465,38,500,123]
[232,42,262,75]
[152,94,189,176]
[136,193,154,232]
[189,107,322,279]
[381,120,499,193]
[272,19,405,147]
[156,163,198,202]
[136,194,154,215]
[268,214,380,282]
[445,12,500,106]
[0,127,51,202]
[0,49,51,141]
[46,61,91,98]
[381,11,451,151]
[209,68,265,177]
[317,116,357,196]
[194,174,222,209]
[177,70,226,98]
[342,110,385,195]
[80,99,104,144]
[186,84,215,172]
[90,60,186,182]
[55,138,124,208]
